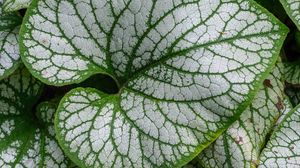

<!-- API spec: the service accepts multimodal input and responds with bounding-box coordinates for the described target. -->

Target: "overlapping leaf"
[258,103,300,167]
[2,0,31,12]
[279,0,300,30]
[0,67,69,167]
[197,63,287,168]
[255,0,288,22]
[20,0,288,167]
[0,0,22,80]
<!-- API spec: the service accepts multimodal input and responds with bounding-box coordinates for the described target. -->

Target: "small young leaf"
[0,0,22,80]
[3,0,31,12]
[0,67,69,167]
[197,63,286,167]
[284,62,300,85]
[279,0,300,30]
[258,103,300,167]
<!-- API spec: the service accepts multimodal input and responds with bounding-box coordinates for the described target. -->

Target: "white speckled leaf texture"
[197,63,287,168]
[279,0,300,30]
[258,103,300,168]
[0,67,69,167]
[19,0,288,167]
[0,0,22,80]
[2,0,31,12]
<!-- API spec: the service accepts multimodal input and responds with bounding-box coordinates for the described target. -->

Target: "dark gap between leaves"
[30,73,119,119]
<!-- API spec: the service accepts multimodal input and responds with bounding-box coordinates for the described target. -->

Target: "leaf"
[19,0,288,167]
[197,62,286,168]
[258,103,300,167]
[284,62,300,85]
[279,0,300,30]
[0,67,69,167]
[0,0,22,80]
[3,0,31,12]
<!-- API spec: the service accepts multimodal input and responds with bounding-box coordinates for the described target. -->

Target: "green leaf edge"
[44,0,290,167]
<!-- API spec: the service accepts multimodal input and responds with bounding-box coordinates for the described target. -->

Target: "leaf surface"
[19,0,288,167]
[0,0,22,80]
[197,63,287,168]
[0,67,69,167]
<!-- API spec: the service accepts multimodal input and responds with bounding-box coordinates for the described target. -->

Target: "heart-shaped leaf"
[2,0,31,12]
[197,62,287,167]
[20,0,288,167]
[279,0,300,30]
[258,103,300,167]
[0,0,22,80]
[0,67,69,167]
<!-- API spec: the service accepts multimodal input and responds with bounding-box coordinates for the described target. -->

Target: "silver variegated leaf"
[20,0,288,167]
